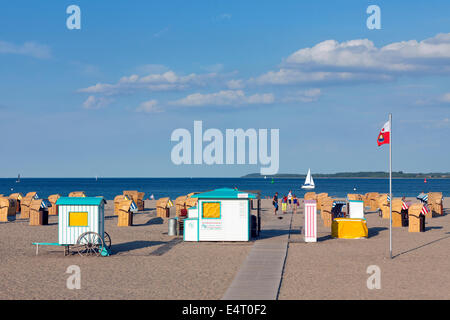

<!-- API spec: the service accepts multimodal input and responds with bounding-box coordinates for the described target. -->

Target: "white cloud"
[283,88,322,103]
[170,90,274,107]
[0,40,51,59]
[226,79,245,89]
[285,34,450,72]
[202,63,224,73]
[416,92,450,106]
[76,33,450,112]
[254,33,450,86]
[78,71,218,95]
[440,93,450,103]
[82,96,113,109]
[252,68,392,85]
[136,100,162,113]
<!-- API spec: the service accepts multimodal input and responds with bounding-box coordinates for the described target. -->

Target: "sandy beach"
[280,197,450,299]
[0,197,448,299]
[0,200,252,300]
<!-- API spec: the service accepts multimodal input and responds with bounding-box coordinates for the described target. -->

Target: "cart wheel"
[103,232,112,250]
[76,231,104,257]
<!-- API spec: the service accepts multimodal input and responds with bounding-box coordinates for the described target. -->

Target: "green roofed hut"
[183,188,258,242]
[32,197,111,257]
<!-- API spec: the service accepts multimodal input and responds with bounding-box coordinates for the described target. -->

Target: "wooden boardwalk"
[222,213,293,300]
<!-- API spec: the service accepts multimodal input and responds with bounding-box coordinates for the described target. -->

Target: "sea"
[0,178,449,200]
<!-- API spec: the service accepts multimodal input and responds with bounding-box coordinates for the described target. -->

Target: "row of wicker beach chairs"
[112,191,200,228]
[0,191,91,225]
[303,191,444,232]
[1,188,199,228]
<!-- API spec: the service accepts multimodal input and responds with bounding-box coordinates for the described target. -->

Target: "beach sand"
[279,197,450,299]
[0,197,448,299]
[0,200,252,299]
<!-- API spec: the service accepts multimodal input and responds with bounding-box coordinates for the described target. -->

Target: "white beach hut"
[183,188,256,242]
[56,197,106,245]
[32,197,111,257]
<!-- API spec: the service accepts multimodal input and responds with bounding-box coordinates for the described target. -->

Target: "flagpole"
[389,113,393,259]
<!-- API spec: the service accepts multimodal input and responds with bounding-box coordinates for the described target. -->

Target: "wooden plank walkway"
[222,213,293,300]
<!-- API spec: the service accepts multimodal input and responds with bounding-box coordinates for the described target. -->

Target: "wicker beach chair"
[0,198,15,222]
[123,190,145,211]
[304,192,317,201]
[156,197,171,218]
[391,198,403,227]
[368,192,380,211]
[69,191,86,197]
[9,193,23,213]
[427,192,443,216]
[347,194,363,201]
[377,194,389,219]
[47,194,61,215]
[321,197,334,228]
[408,203,425,232]
[29,199,47,226]
[20,193,37,219]
[117,200,134,226]
[114,195,129,215]
[316,193,329,214]
[175,195,188,217]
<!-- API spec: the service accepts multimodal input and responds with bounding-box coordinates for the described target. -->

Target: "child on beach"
[293,195,298,214]
[273,192,279,215]
[282,196,287,214]
[288,190,293,211]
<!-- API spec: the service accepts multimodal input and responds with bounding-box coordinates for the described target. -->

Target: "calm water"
[0,178,449,200]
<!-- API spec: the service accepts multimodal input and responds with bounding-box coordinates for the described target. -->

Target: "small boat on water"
[301,169,315,190]
[16,174,20,183]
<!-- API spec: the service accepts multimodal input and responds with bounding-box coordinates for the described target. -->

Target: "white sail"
[301,168,315,189]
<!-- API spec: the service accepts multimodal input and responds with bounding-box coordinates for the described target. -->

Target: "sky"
[0,0,449,177]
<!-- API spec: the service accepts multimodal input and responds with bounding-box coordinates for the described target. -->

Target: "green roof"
[191,188,256,199]
[56,197,106,206]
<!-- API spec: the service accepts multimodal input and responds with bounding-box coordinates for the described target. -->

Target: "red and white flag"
[377,121,391,146]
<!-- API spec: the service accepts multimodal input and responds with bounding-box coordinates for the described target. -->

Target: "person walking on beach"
[288,190,293,211]
[272,192,279,215]
[293,195,298,214]
[282,195,288,214]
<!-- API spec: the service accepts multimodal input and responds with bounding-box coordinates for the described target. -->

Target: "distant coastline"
[242,172,450,179]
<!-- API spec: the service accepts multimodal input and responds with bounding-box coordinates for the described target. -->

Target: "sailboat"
[301,169,315,190]
[16,174,20,183]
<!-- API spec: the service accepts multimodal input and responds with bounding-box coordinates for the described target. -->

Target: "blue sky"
[1,0,449,177]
